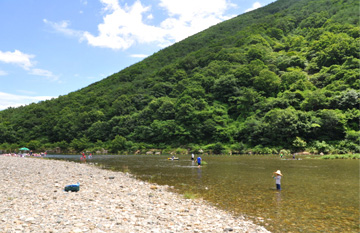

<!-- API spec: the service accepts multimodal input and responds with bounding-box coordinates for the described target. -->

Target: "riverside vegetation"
[0,0,359,155]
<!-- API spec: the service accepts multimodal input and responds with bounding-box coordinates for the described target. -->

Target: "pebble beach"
[0,156,270,233]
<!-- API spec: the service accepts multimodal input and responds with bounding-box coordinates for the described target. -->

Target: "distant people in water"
[272,170,283,190]
[191,153,194,160]
[81,152,86,162]
[197,156,202,168]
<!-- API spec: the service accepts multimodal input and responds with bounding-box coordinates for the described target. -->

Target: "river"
[47,154,359,232]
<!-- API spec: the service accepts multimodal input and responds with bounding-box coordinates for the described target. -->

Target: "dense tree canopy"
[0,0,359,154]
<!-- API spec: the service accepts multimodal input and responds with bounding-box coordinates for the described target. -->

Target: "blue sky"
[0,0,275,110]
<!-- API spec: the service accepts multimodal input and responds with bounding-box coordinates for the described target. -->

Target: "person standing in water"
[197,156,202,168]
[272,170,283,190]
[191,153,194,160]
[81,152,86,162]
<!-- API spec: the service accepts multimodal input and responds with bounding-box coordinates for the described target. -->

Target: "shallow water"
[48,154,359,232]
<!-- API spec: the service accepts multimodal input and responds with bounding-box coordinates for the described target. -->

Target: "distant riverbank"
[0,156,269,232]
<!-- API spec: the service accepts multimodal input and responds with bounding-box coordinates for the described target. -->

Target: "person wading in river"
[272,170,283,190]
[197,156,202,168]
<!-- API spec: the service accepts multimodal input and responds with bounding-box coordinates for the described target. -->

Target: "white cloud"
[158,0,235,43]
[29,68,59,82]
[130,54,148,58]
[0,92,56,110]
[0,50,35,70]
[80,0,88,5]
[17,90,37,95]
[245,2,262,12]
[83,0,166,49]
[47,0,236,50]
[0,49,59,82]
[0,70,7,76]
[43,19,83,38]
[159,0,231,20]
[29,68,53,77]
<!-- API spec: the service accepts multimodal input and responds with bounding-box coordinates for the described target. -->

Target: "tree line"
[0,0,359,155]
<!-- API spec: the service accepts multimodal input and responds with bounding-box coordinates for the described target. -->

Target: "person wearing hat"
[272,170,283,190]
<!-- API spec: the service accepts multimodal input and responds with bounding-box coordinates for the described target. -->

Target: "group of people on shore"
[80,152,92,162]
[1,151,47,157]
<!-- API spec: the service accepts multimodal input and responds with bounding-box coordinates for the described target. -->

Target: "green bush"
[212,142,225,154]
[321,154,360,159]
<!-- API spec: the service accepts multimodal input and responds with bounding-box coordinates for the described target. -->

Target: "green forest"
[0,0,359,155]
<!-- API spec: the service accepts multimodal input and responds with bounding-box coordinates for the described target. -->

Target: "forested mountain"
[0,0,359,154]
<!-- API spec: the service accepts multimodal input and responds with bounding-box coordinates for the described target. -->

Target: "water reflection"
[197,167,202,180]
[274,191,282,206]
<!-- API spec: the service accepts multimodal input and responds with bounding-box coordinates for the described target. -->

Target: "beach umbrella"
[19,147,30,151]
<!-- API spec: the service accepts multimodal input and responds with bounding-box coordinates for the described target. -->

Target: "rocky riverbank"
[0,156,270,233]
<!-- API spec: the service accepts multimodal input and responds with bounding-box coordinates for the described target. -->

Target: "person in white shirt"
[273,170,283,190]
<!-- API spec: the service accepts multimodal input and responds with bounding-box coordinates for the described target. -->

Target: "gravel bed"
[0,156,270,233]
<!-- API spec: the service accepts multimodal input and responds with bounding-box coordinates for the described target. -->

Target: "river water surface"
[49,154,359,232]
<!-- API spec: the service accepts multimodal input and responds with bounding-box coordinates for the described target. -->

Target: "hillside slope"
[0,0,359,154]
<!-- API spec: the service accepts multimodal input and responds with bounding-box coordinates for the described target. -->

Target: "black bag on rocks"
[64,183,80,192]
